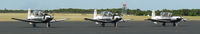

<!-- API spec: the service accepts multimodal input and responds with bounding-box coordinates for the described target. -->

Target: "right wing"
[50,18,69,23]
[119,19,133,23]
[84,18,122,23]
[11,18,40,22]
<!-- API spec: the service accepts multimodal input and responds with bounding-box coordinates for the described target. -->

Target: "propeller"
[48,11,56,22]
[52,11,56,21]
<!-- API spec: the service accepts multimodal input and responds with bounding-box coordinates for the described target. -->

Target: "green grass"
[0,13,200,21]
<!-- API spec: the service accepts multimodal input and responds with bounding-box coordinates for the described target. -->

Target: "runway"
[0,21,199,34]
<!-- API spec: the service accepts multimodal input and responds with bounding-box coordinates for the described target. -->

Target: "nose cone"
[49,16,54,19]
[46,16,54,19]
[44,16,54,22]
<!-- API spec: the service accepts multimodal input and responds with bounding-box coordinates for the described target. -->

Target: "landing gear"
[30,22,51,28]
[46,23,51,28]
[32,23,36,27]
[161,22,178,27]
[114,23,118,28]
[101,23,105,27]
[162,22,166,26]
[173,23,177,27]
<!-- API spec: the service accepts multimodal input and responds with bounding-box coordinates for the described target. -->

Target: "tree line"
[0,8,200,16]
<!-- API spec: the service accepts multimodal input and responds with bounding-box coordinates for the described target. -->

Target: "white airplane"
[146,10,187,27]
[11,8,68,28]
[84,9,131,27]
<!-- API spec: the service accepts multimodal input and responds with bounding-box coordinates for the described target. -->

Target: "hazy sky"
[0,0,199,10]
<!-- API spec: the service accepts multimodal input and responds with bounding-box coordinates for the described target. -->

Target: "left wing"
[11,18,41,22]
[146,19,171,23]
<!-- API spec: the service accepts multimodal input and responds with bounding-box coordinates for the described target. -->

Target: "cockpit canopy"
[160,12,172,17]
[33,10,45,16]
[100,11,113,17]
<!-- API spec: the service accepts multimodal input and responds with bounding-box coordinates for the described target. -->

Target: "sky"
[0,0,200,10]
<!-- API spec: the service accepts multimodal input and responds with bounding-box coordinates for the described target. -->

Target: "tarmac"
[0,21,199,34]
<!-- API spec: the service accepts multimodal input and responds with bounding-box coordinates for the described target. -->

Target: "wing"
[146,19,170,23]
[118,19,133,23]
[11,18,40,22]
[84,18,109,23]
[50,18,69,23]
[182,19,188,22]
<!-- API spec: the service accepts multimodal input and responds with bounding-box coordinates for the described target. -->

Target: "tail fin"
[151,10,155,17]
[93,9,97,19]
[27,8,31,19]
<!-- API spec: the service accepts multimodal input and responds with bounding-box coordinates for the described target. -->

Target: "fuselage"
[94,16,122,20]
[28,15,54,23]
[92,15,122,23]
[151,16,183,20]
[149,16,184,23]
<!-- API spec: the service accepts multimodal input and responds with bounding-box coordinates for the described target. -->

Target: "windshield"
[33,10,44,16]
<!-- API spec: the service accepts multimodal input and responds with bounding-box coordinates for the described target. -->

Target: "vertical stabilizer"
[152,10,155,17]
[93,9,99,24]
[27,8,31,19]
[93,9,97,19]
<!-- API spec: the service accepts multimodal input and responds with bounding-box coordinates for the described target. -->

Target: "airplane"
[11,8,68,28]
[145,10,187,27]
[84,9,132,27]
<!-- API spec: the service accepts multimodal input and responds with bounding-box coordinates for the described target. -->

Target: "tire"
[32,23,36,27]
[101,23,105,27]
[162,23,166,26]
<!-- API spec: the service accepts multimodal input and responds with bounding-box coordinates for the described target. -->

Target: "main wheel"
[46,23,50,28]
[101,23,105,27]
[162,23,166,26]
[32,23,36,27]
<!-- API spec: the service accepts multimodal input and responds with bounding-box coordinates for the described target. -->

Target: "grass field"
[0,13,200,21]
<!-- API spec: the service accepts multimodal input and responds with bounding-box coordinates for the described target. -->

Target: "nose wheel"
[162,23,166,26]
[46,23,51,28]
[173,23,178,27]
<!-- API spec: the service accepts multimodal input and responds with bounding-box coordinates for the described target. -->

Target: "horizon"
[1,8,200,10]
